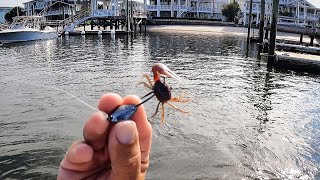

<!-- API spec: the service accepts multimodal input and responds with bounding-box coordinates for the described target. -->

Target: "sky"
[0,0,29,7]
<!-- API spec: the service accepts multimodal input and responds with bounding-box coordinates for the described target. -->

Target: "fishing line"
[14,80,98,111]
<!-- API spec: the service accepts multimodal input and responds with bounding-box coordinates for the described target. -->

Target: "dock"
[261,51,320,72]
[64,30,127,35]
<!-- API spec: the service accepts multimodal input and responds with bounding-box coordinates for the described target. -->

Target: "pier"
[40,0,147,35]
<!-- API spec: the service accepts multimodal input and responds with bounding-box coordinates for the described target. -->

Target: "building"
[23,0,46,16]
[24,0,81,20]
[145,0,232,19]
[0,7,13,23]
[241,0,320,26]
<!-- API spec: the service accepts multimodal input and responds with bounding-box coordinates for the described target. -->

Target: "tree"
[4,7,25,23]
[222,1,241,22]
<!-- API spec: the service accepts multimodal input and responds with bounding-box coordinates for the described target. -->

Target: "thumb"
[108,121,142,180]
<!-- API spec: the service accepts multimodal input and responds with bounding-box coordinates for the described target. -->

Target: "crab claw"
[152,63,181,81]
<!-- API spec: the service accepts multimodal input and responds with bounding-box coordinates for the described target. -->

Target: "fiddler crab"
[107,63,190,124]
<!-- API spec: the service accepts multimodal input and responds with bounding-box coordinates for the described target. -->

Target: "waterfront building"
[0,7,13,23]
[23,0,46,16]
[240,0,320,26]
[145,0,232,19]
[24,0,81,20]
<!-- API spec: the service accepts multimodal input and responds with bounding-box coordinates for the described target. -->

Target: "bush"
[222,1,241,22]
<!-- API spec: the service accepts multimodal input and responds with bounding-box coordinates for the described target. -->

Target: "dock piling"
[246,0,254,55]
[300,34,303,44]
[259,0,266,43]
[268,0,280,64]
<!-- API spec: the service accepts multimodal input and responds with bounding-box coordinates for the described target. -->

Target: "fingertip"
[122,95,147,122]
[98,93,123,114]
[84,111,108,136]
[115,121,138,145]
[66,141,93,164]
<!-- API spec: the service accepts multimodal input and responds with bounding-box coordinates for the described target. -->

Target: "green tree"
[222,1,241,22]
[4,7,25,23]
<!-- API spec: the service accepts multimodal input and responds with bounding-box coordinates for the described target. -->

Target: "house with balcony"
[24,0,81,20]
[23,0,46,16]
[145,0,231,19]
[0,7,12,23]
[240,0,320,26]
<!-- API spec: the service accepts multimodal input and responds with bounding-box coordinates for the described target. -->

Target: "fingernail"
[115,121,137,145]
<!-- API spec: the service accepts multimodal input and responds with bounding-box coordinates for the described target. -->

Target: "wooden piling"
[144,19,147,34]
[259,0,266,43]
[268,0,280,63]
[246,0,254,55]
[300,34,303,44]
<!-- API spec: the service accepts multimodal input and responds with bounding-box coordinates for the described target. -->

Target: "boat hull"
[0,30,58,44]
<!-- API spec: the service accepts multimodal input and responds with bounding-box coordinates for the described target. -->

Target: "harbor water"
[0,32,319,179]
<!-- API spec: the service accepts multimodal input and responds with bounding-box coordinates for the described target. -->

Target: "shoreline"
[147,25,318,45]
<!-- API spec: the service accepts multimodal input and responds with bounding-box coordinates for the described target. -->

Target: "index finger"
[122,95,152,172]
[83,93,123,151]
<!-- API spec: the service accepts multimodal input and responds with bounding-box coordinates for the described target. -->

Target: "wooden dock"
[275,51,320,72]
[63,30,127,35]
[276,43,320,55]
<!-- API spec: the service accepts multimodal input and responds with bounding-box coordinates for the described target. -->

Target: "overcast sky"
[0,0,29,7]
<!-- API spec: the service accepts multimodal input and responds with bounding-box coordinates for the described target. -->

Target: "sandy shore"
[148,25,317,44]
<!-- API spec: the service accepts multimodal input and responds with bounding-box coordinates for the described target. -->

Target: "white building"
[0,7,12,23]
[241,0,320,26]
[24,0,81,20]
[23,0,46,16]
[145,0,232,19]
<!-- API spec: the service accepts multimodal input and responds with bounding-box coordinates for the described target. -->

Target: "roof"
[307,0,320,8]
[23,0,44,4]
[0,7,13,10]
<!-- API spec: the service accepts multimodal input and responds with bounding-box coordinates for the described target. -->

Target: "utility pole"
[258,0,265,43]
[246,0,253,55]
[268,0,280,63]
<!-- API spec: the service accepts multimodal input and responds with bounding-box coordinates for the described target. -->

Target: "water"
[0,32,319,179]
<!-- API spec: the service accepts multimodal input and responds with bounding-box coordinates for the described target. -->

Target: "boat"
[0,16,58,44]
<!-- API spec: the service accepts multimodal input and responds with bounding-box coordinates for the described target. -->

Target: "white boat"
[0,16,58,44]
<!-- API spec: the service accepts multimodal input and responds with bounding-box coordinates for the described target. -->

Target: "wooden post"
[264,21,269,39]
[268,0,280,63]
[310,21,316,46]
[246,0,253,55]
[71,5,74,23]
[91,20,94,30]
[300,34,303,44]
[259,0,265,43]
[310,35,315,46]
[144,19,147,34]
[127,0,130,32]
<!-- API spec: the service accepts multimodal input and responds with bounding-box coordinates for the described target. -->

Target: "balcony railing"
[93,10,115,17]
[160,5,171,10]
[146,5,212,12]
[44,10,73,16]
[146,5,157,10]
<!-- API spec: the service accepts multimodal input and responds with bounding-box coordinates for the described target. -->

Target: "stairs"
[63,10,91,32]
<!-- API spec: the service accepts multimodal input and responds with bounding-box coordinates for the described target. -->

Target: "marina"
[0,0,319,179]
[0,31,319,179]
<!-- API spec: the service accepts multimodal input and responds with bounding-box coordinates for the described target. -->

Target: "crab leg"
[161,103,165,125]
[170,95,191,103]
[139,82,153,89]
[151,101,161,118]
[144,73,154,87]
[166,102,189,113]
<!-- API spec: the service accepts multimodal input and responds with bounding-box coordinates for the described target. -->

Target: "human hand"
[58,93,152,180]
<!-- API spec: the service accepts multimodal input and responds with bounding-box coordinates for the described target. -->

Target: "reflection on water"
[0,32,319,179]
